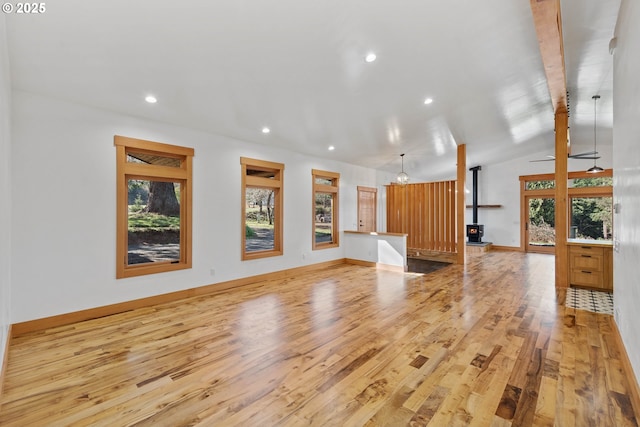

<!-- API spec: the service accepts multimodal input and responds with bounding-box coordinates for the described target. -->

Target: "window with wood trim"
[569,175,613,240]
[115,135,193,278]
[312,169,339,250]
[519,169,613,252]
[241,157,284,260]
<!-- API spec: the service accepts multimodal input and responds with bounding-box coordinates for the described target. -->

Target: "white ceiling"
[4,0,620,180]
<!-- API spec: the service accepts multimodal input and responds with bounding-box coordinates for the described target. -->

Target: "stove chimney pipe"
[469,165,481,224]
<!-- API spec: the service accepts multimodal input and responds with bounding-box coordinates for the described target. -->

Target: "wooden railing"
[386,181,457,253]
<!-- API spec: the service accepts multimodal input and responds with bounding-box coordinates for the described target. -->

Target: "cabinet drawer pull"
[581,270,592,274]
[580,246,592,249]
[581,255,592,258]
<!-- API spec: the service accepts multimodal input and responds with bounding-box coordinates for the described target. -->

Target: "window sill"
[242,249,283,261]
[118,261,191,279]
[313,242,339,250]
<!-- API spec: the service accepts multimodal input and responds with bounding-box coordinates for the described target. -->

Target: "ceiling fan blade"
[529,155,555,162]
[568,150,598,158]
[530,151,602,162]
[529,158,556,162]
[569,155,601,160]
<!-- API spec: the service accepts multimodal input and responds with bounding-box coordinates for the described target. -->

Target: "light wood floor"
[1,252,638,426]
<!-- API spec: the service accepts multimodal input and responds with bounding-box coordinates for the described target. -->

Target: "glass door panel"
[526,197,555,253]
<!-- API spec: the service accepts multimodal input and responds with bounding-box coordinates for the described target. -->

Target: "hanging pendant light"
[397,153,409,185]
[587,95,604,173]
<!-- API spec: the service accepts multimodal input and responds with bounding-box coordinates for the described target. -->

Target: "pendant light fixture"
[397,153,409,185]
[587,95,604,173]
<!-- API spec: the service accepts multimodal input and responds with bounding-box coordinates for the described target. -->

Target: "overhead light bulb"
[145,95,157,104]
[262,127,270,134]
[365,53,377,63]
[424,97,433,105]
[328,145,335,151]
[396,153,409,185]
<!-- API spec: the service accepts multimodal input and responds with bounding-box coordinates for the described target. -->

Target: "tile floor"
[565,286,614,315]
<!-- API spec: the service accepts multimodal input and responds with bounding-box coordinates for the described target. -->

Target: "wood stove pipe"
[469,165,481,224]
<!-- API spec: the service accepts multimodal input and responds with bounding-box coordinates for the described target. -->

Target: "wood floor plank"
[0,253,638,426]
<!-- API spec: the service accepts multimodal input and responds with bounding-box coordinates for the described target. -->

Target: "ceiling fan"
[530,150,600,162]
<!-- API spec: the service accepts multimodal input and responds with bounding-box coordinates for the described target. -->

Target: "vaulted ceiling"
[4,0,620,180]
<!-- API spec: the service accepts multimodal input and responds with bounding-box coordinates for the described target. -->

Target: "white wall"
[612,0,640,388]
[0,15,12,372]
[10,91,390,323]
[462,146,613,247]
[344,232,407,268]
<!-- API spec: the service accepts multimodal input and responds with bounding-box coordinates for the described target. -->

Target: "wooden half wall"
[386,180,457,254]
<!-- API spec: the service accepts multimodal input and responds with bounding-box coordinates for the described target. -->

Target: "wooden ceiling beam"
[530,0,568,114]
[530,0,570,291]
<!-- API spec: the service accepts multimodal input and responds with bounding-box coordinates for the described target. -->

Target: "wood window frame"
[115,135,194,279]
[519,169,613,251]
[241,157,284,260]
[312,169,340,250]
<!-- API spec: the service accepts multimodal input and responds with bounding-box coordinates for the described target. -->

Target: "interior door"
[357,186,377,232]
[525,196,556,254]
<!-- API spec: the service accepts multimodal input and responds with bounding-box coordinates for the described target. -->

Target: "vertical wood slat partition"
[449,181,456,253]
[386,181,457,253]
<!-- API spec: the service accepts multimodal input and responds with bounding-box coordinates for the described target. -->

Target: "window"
[241,157,284,260]
[569,176,613,188]
[115,135,193,278]
[525,180,555,190]
[569,175,613,240]
[312,169,340,250]
[520,169,613,252]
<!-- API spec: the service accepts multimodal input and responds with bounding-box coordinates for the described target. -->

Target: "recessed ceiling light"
[145,95,157,104]
[262,127,270,134]
[365,53,377,63]
[424,97,433,105]
[328,145,335,151]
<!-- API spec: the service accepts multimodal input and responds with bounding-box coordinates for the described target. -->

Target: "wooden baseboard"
[0,324,12,404]
[609,316,640,419]
[11,259,347,337]
[345,258,407,273]
[490,245,523,252]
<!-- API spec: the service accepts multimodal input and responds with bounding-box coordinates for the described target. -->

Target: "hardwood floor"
[1,252,638,426]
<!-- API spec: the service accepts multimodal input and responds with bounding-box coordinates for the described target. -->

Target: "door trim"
[357,186,377,232]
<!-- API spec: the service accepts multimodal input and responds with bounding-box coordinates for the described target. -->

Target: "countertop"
[566,239,613,247]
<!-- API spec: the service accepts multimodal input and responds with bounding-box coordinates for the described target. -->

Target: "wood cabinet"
[568,241,613,291]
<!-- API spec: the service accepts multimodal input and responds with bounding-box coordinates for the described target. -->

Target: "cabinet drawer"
[570,269,604,287]
[570,245,604,256]
[571,253,603,271]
